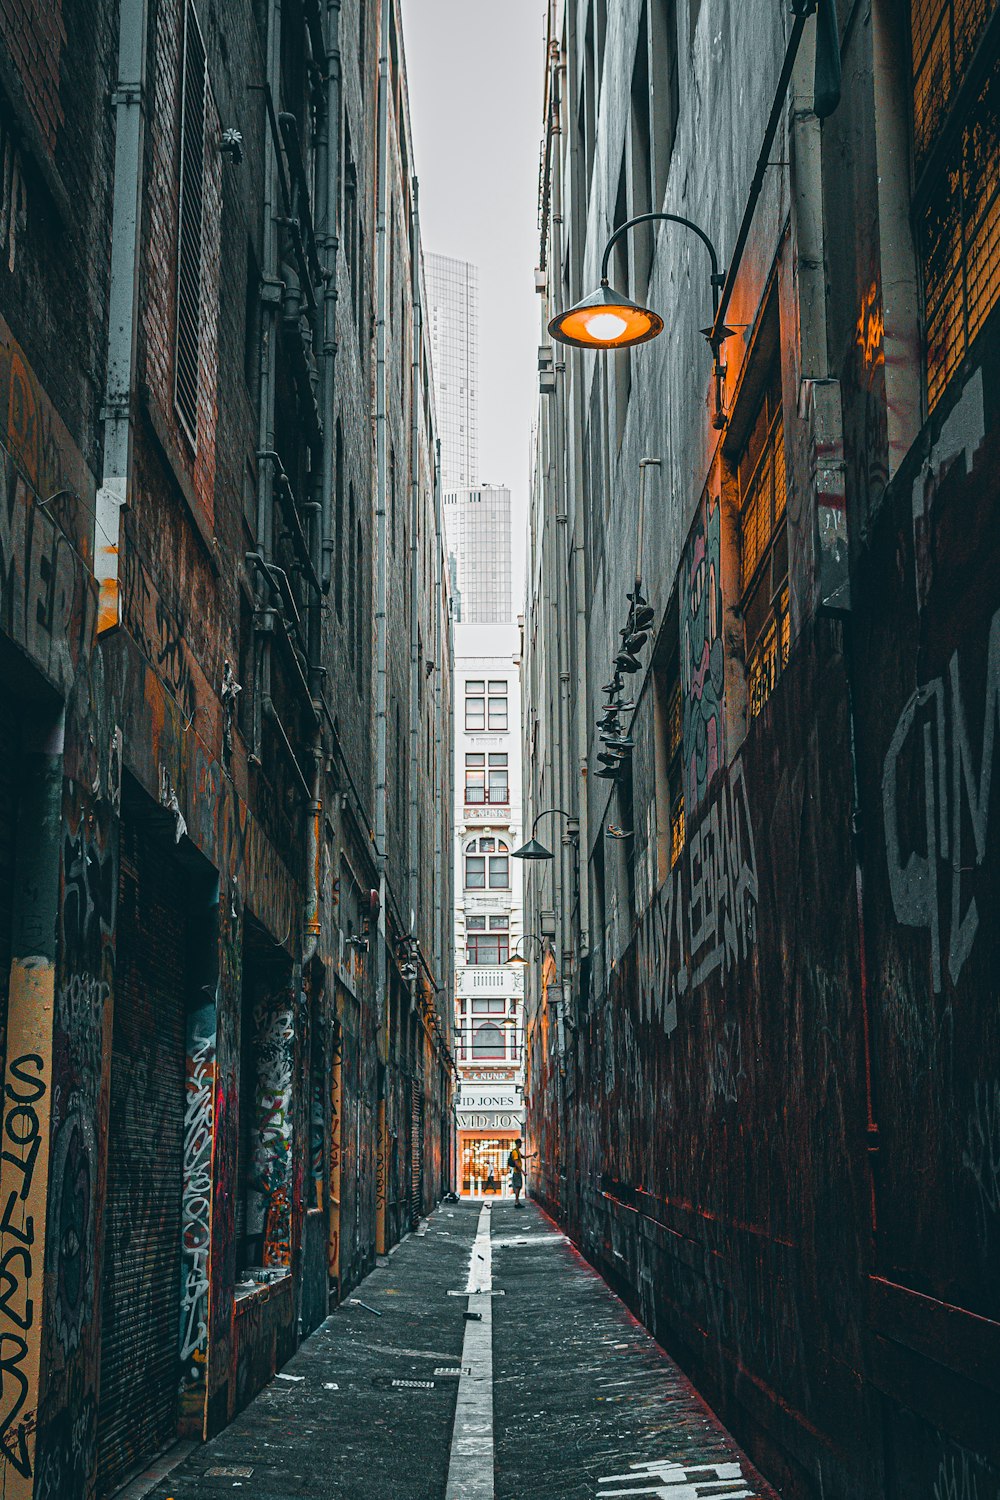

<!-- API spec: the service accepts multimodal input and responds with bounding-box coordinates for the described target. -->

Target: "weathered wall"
[525,0,1000,1495]
[0,0,454,1494]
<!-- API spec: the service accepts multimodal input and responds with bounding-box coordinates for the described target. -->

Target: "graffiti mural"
[634,758,758,1038]
[882,603,1000,994]
[179,996,216,1411]
[680,488,725,814]
[251,994,294,1269]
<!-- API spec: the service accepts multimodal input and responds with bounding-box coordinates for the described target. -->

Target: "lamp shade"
[506,952,530,967]
[512,837,554,860]
[548,281,663,350]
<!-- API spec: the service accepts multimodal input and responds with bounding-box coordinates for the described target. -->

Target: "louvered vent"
[175,1,206,446]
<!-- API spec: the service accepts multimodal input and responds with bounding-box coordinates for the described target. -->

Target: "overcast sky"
[402,0,548,609]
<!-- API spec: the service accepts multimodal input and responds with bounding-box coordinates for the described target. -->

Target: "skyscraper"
[426,253,479,493]
[443,485,513,623]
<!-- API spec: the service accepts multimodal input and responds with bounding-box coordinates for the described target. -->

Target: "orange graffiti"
[856,281,885,372]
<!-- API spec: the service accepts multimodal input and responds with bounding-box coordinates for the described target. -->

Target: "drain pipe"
[320,0,343,593]
[432,437,444,990]
[303,0,341,968]
[407,181,422,966]
[95,0,149,634]
[253,0,284,762]
[373,0,391,1255]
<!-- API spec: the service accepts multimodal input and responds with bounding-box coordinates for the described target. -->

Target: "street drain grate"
[433,1368,466,1378]
[206,1467,254,1478]
[372,1374,437,1390]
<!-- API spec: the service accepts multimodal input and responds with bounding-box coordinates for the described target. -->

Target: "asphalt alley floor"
[131,1199,778,1500]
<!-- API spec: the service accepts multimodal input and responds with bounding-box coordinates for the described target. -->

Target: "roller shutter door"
[97,822,187,1495]
[410,1079,423,1228]
[0,717,17,1069]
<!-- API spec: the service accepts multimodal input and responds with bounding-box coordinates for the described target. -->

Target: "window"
[465,680,485,730]
[175,0,207,445]
[467,932,509,965]
[739,365,788,719]
[651,0,679,209]
[487,682,508,731]
[464,837,509,889]
[911,0,1000,410]
[465,752,486,803]
[472,1023,505,1059]
[630,6,653,299]
[489,753,508,802]
[472,999,506,1013]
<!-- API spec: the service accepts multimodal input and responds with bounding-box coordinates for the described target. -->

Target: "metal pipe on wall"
[373,0,391,1256]
[320,0,343,593]
[407,181,422,964]
[95,0,149,635]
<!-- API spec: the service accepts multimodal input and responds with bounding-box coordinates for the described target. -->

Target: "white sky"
[402,0,548,610]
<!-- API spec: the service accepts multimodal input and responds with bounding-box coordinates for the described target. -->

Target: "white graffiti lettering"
[882,605,1000,993]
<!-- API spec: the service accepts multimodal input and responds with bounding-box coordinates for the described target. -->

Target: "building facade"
[0,0,454,1496]
[452,621,525,1194]
[443,484,514,623]
[426,252,479,493]
[524,1,1000,1498]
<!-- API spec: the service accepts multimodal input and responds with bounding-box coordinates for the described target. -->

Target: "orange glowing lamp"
[548,281,663,351]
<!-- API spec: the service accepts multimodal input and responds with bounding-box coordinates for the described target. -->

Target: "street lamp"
[505,935,549,968]
[547,211,732,428]
[512,807,579,862]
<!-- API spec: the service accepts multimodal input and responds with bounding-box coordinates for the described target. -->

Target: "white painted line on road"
[596,1457,757,1497]
[445,1205,495,1500]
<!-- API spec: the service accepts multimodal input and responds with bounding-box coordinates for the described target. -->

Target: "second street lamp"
[512,807,579,861]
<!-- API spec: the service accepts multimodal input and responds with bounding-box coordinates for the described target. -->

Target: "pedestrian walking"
[508,1138,535,1206]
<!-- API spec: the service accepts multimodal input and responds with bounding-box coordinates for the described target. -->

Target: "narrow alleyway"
[125,1203,775,1500]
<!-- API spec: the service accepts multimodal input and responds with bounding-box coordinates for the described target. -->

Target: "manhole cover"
[206,1467,254,1478]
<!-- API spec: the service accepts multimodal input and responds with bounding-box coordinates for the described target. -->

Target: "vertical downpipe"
[254,0,283,760]
[320,0,343,591]
[373,0,391,1258]
[95,0,149,633]
[407,184,422,961]
[432,438,444,992]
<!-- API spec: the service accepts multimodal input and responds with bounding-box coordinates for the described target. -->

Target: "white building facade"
[452,620,524,1195]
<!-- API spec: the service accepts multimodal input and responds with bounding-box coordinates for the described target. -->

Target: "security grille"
[96,821,187,1496]
[175,0,206,445]
[911,0,1000,409]
[410,1079,423,1228]
[0,717,18,1061]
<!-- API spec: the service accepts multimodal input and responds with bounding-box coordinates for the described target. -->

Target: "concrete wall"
[524,1,1000,1496]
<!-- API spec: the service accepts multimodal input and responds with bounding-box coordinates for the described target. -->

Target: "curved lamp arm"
[529,807,578,838]
[600,211,724,313]
[598,211,730,428]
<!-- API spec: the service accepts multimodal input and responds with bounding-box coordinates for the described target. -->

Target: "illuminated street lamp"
[548,211,731,427]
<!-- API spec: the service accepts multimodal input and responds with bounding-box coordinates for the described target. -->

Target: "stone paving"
[126,1200,777,1499]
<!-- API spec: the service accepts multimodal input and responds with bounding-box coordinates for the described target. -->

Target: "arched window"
[464,837,510,890]
[472,1022,505,1059]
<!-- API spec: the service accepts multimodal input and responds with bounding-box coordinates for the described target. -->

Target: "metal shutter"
[96,822,187,1496]
[410,1079,423,1228]
[0,717,17,1070]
